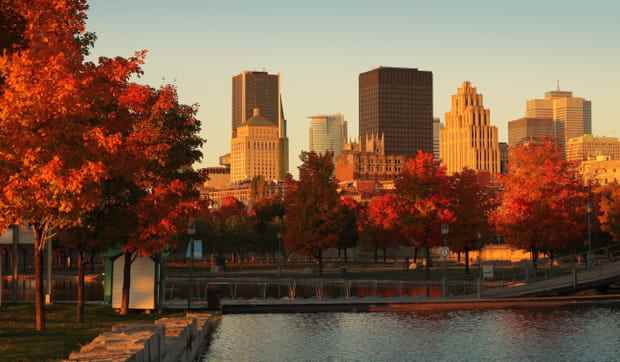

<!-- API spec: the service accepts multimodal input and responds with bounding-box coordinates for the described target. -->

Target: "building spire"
[556,80,560,91]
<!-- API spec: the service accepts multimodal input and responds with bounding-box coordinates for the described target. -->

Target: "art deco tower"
[440,82,500,175]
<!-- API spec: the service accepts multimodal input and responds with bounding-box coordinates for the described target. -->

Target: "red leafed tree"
[447,169,496,273]
[336,196,360,263]
[114,83,205,315]
[361,194,401,263]
[0,0,122,331]
[395,151,454,271]
[491,141,588,268]
[283,152,339,274]
[599,183,620,241]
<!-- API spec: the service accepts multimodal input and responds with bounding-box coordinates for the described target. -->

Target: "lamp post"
[187,221,196,312]
[441,224,450,297]
[586,198,593,271]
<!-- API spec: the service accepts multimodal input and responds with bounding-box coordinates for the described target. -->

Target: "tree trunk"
[426,246,433,268]
[12,226,18,301]
[531,247,538,270]
[413,247,418,263]
[457,251,461,263]
[383,248,387,263]
[465,247,470,274]
[317,249,323,275]
[374,246,378,263]
[344,248,348,264]
[120,251,133,316]
[76,251,85,323]
[33,227,45,332]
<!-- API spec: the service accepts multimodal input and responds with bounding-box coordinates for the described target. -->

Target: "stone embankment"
[65,313,220,362]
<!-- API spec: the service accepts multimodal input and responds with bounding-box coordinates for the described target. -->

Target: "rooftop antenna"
[556,80,560,91]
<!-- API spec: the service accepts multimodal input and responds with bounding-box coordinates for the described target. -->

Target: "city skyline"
[86,1,620,175]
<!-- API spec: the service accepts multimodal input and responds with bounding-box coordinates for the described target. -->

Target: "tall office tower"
[526,88,591,155]
[440,81,500,175]
[232,71,280,137]
[499,142,509,175]
[359,67,433,156]
[230,108,286,183]
[508,117,560,147]
[566,135,620,162]
[308,114,348,158]
[432,118,442,160]
[232,71,289,176]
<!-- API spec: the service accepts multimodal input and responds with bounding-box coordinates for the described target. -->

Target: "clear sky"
[86,0,620,174]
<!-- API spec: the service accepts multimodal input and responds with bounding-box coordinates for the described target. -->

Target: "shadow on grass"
[0,304,170,362]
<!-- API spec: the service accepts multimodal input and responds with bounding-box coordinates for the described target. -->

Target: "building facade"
[335,134,407,182]
[433,118,442,160]
[499,142,509,174]
[580,156,620,186]
[359,67,433,156]
[567,135,620,162]
[232,71,289,175]
[440,81,500,175]
[230,108,286,184]
[508,117,559,147]
[526,89,591,156]
[308,114,348,158]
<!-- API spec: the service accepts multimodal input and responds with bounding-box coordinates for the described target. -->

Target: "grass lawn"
[0,304,170,362]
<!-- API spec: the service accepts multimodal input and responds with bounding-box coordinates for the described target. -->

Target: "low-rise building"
[335,134,407,183]
[580,155,620,186]
[567,134,620,162]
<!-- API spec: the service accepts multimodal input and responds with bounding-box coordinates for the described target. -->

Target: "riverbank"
[0,304,175,361]
[221,294,620,314]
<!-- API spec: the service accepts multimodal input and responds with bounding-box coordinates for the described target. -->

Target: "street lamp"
[586,198,593,271]
[441,224,450,297]
[187,221,196,312]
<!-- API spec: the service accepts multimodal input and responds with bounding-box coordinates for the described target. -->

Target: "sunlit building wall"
[308,114,348,158]
[440,81,500,175]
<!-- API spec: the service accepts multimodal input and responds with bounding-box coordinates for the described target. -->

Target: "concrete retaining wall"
[65,313,220,362]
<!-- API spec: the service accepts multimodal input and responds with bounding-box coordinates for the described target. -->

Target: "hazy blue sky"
[87,0,620,173]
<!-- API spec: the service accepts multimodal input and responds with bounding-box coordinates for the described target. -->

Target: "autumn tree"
[492,141,588,268]
[113,83,205,315]
[447,169,496,274]
[361,194,401,263]
[252,197,285,260]
[395,151,454,272]
[284,152,340,274]
[335,197,359,263]
[599,183,620,241]
[0,0,124,331]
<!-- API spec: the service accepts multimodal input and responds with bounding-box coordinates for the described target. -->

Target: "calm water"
[204,306,620,362]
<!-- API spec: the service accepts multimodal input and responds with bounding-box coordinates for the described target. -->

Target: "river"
[203,306,620,361]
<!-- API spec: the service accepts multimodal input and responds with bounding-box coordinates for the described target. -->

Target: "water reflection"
[204,306,620,362]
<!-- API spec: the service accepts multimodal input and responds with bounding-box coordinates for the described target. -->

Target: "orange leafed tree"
[361,194,401,263]
[599,183,620,241]
[0,0,125,331]
[491,141,588,267]
[283,152,339,274]
[447,169,496,273]
[395,151,454,270]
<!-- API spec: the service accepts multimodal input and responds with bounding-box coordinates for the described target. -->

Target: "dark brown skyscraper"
[359,67,433,156]
[232,71,280,137]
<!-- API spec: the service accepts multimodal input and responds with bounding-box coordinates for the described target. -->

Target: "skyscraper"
[232,71,280,137]
[308,114,348,158]
[359,67,433,156]
[526,88,591,155]
[433,118,442,160]
[232,70,288,176]
[440,81,500,175]
[508,117,560,147]
[230,108,286,183]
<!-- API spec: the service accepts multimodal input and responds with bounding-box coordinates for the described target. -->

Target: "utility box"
[112,256,158,311]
